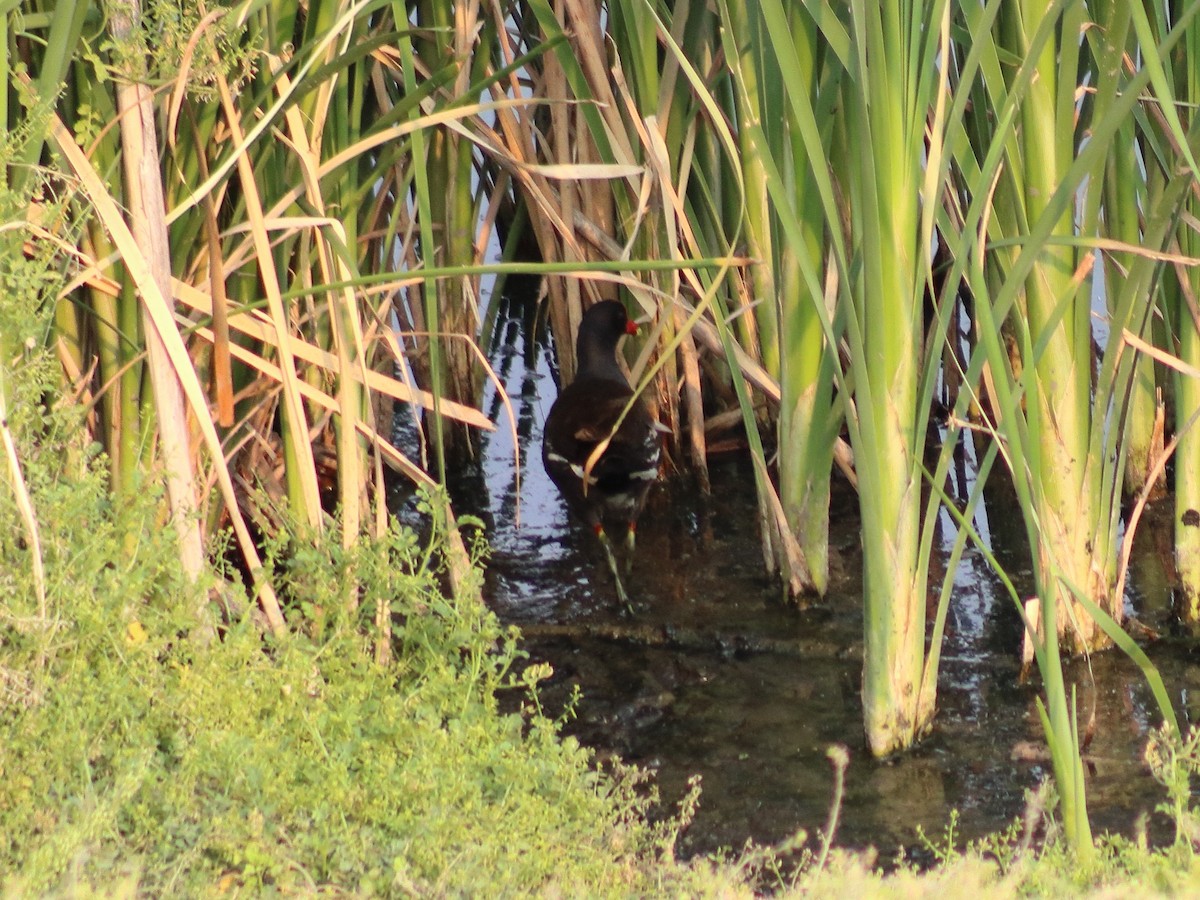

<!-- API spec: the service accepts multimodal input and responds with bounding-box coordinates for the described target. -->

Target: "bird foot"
[613,576,636,616]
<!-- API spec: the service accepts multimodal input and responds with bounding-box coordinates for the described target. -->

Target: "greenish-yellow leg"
[595,526,631,610]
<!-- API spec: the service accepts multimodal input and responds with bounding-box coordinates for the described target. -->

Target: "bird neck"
[577,343,627,384]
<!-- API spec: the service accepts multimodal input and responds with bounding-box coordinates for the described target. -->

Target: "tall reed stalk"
[993,0,1120,654]
[834,0,954,756]
[738,0,957,755]
[404,0,491,471]
[110,0,212,638]
[719,0,837,596]
[1166,29,1200,620]
[942,0,1200,849]
[1094,0,1164,502]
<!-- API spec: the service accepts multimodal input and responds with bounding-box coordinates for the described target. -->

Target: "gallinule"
[542,301,661,605]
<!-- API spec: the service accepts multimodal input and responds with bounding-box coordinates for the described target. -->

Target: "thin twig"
[817,745,850,870]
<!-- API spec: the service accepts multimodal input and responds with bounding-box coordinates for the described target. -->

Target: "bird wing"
[570,394,629,443]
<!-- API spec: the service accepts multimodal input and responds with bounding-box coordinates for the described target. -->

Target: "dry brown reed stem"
[191,326,430,484]
[676,314,709,489]
[47,111,288,638]
[111,2,213,641]
[276,60,376,564]
[522,0,660,383]
[547,13,584,379]
[172,279,493,431]
[213,62,324,534]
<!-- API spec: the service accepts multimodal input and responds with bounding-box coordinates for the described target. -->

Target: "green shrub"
[0,487,688,896]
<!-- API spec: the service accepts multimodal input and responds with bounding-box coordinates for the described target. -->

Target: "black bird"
[542,301,661,605]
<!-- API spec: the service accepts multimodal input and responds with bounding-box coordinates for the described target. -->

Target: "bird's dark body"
[542,301,660,544]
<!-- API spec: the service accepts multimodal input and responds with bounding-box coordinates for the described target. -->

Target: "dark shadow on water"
[443,292,1193,862]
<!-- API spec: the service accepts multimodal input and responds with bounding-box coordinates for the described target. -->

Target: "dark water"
[450,293,1199,860]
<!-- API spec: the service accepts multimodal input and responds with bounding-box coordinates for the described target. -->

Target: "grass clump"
[0,499,692,895]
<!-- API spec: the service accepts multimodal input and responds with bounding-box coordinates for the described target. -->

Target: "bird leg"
[623,522,637,575]
[595,525,632,611]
